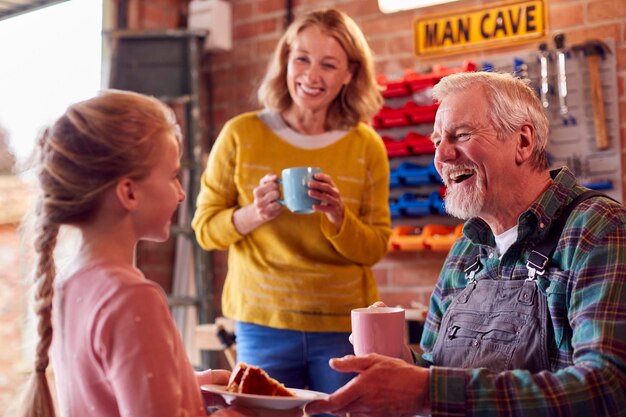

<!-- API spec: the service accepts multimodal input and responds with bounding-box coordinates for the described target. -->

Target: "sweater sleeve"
[192,119,245,250]
[321,126,391,266]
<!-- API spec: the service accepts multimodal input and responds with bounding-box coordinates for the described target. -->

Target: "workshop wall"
[92,0,626,312]
[126,0,626,315]
[201,0,626,313]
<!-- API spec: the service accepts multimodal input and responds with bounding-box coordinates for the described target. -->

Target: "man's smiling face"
[431,86,516,220]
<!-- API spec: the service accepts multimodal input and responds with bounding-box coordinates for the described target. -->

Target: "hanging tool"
[554,33,576,125]
[514,57,529,81]
[572,39,611,151]
[537,42,550,109]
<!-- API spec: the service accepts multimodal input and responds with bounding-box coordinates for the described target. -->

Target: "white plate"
[201,384,328,410]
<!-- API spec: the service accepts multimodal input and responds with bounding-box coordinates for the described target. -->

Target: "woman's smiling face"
[285,25,353,116]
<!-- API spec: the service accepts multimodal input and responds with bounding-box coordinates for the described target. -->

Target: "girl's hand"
[197,369,232,409]
[210,406,303,417]
[209,406,258,416]
[308,173,345,228]
[196,368,231,386]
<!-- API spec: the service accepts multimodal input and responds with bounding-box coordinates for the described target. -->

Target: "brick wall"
[203,0,626,313]
[107,0,626,317]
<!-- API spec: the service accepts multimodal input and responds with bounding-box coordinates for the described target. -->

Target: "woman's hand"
[233,174,283,235]
[252,174,283,221]
[309,173,345,228]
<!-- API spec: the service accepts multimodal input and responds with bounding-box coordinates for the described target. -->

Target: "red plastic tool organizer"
[373,102,439,129]
[375,61,477,141]
[376,61,477,99]
[378,62,476,252]
[382,132,435,158]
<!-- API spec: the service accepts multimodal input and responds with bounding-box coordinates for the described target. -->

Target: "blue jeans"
[235,322,355,417]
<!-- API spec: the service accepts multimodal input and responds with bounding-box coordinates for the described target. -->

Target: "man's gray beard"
[443,178,485,220]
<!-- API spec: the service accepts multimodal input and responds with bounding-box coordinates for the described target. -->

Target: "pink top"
[51,261,206,417]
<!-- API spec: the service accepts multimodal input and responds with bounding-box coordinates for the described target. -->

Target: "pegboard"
[377,38,622,251]
[483,38,622,202]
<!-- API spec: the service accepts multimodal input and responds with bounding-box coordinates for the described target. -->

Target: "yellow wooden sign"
[414,0,547,57]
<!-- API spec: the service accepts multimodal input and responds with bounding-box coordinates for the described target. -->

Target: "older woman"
[192,7,390,404]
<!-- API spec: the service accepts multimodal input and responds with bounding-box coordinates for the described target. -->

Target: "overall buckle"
[464,255,482,283]
[526,250,548,281]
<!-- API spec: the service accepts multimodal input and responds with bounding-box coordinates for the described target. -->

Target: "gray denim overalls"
[430,191,605,373]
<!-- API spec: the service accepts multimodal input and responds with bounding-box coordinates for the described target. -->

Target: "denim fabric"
[431,279,549,373]
[235,321,355,416]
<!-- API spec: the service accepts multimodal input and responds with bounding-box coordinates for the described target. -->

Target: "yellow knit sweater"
[192,111,391,332]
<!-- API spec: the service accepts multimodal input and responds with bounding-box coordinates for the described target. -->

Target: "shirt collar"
[463,166,583,246]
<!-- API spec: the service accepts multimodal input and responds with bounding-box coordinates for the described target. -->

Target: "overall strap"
[464,252,482,283]
[526,190,612,280]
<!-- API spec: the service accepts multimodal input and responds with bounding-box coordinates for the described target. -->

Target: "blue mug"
[278,167,322,214]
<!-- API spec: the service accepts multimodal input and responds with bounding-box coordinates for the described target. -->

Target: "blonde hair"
[432,71,549,170]
[258,8,383,130]
[11,90,180,417]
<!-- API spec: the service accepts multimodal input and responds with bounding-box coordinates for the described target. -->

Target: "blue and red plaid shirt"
[419,167,626,417]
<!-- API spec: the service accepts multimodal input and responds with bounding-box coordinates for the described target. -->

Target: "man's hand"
[349,301,416,364]
[304,354,430,417]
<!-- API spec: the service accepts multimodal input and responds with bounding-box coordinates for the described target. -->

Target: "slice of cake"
[227,363,295,397]
[226,362,247,390]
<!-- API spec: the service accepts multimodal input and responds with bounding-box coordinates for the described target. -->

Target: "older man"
[306,72,626,417]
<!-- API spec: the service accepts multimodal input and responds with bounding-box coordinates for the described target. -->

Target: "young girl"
[11,90,254,417]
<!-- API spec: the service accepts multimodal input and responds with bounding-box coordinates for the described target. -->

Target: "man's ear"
[515,123,535,165]
[115,178,139,211]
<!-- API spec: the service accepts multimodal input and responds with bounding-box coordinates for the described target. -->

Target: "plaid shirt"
[418,167,626,417]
